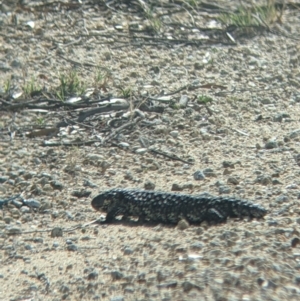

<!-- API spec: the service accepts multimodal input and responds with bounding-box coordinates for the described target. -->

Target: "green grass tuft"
[56,70,86,101]
[23,77,42,96]
[197,94,213,104]
[219,1,277,27]
[120,87,132,98]
[3,78,12,94]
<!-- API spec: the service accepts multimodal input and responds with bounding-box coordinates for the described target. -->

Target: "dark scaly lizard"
[91,188,267,224]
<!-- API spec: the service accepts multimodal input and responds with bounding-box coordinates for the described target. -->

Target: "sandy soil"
[1,1,300,300]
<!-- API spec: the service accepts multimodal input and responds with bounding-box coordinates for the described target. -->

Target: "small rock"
[291,237,300,248]
[51,227,63,238]
[23,199,41,208]
[0,177,9,183]
[203,168,216,177]
[260,98,272,104]
[157,281,177,289]
[33,158,42,165]
[294,275,300,285]
[215,180,224,187]
[33,237,43,243]
[273,114,283,122]
[11,59,22,68]
[256,277,265,286]
[223,168,231,175]
[40,201,51,211]
[177,219,189,230]
[275,195,289,204]
[110,296,124,301]
[71,189,91,198]
[39,172,52,179]
[135,148,148,154]
[154,125,168,134]
[182,183,194,190]
[171,184,183,191]
[170,130,179,138]
[123,247,134,255]
[24,244,33,250]
[7,179,15,186]
[218,185,231,194]
[6,226,22,235]
[179,95,189,107]
[190,242,205,250]
[255,175,272,185]
[265,140,278,149]
[289,129,300,139]
[144,181,155,190]
[137,272,146,281]
[227,176,239,185]
[222,161,235,168]
[53,242,59,248]
[87,271,98,280]
[157,270,167,282]
[3,217,13,223]
[182,281,195,292]
[193,170,205,180]
[16,180,30,188]
[294,93,300,102]
[86,154,104,162]
[194,62,204,70]
[11,199,23,208]
[272,179,282,185]
[286,184,298,189]
[60,285,70,294]
[43,184,53,192]
[20,206,30,214]
[124,287,134,293]
[111,271,124,280]
[10,208,21,218]
[65,211,74,220]
[66,244,78,251]
[200,131,212,140]
[50,181,64,190]
[83,179,98,188]
[38,176,50,186]
[273,112,291,122]
[7,172,19,179]
[124,172,133,180]
[0,199,9,209]
[15,149,31,157]
[119,142,130,148]
[194,227,204,235]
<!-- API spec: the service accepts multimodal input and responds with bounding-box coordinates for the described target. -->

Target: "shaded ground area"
[1,0,300,300]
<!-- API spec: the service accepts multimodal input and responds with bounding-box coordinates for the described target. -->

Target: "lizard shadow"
[95,218,175,229]
[94,216,231,228]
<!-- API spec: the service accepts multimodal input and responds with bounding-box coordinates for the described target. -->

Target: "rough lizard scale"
[91,188,267,224]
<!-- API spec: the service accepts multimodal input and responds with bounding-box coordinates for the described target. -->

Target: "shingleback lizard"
[91,188,267,224]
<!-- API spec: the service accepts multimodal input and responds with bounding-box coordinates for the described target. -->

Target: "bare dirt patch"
[1,1,300,300]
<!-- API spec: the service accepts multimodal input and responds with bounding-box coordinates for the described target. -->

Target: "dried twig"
[77,102,129,122]
[149,148,193,165]
[102,117,143,144]
[42,140,99,147]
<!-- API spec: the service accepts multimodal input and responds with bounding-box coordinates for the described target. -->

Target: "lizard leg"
[206,208,226,223]
[103,207,124,223]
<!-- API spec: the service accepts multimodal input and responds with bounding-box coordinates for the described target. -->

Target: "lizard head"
[91,189,122,212]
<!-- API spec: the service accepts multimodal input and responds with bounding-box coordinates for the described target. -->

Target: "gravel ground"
[1,1,300,300]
